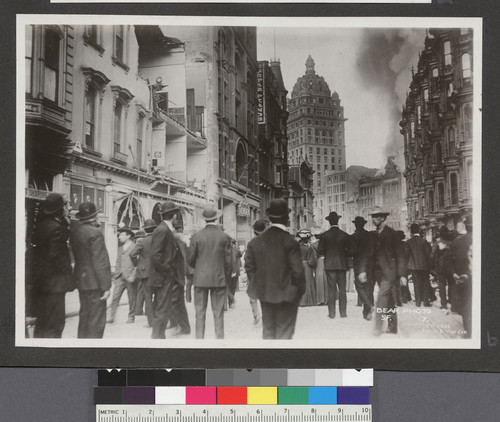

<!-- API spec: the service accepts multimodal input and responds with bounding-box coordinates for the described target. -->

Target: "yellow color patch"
[247,387,278,404]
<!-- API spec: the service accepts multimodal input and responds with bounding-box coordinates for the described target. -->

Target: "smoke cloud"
[355,29,425,168]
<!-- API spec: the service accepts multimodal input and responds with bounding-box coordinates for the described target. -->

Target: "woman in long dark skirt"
[297,229,317,307]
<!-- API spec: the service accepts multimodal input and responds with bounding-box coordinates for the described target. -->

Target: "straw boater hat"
[202,207,222,221]
[76,202,100,221]
[42,193,67,215]
[369,206,390,217]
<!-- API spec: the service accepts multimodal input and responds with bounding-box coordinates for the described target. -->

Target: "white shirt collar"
[271,223,289,233]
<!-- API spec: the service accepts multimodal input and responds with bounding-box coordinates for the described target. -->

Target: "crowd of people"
[27,193,473,341]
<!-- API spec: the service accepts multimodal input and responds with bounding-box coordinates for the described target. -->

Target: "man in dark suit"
[150,201,181,339]
[350,216,375,321]
[31,193,74,338]
[245,199,306,339]
[406,223,432,307]
[365,207,407,336]
[188,207,232,339]
[451,214,473,338]
[129,219,156,328]
[317,211,353,318]
[70,202,111,338]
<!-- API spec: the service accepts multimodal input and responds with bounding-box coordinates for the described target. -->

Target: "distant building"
[400,29,473,235]
[287,56,347,227]
[287,160,314,234]
[257,60,289,217]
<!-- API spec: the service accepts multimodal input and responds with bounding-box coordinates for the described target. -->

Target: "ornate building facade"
[400,29,473,234]
[287,56,347,227]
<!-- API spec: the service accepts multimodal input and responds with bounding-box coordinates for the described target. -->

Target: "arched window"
[235,143,247,185]
[450,173,459,205]
[118,197,143,228]
[462,53,471,78]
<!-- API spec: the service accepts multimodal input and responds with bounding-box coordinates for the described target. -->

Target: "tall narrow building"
[287,56,347,227]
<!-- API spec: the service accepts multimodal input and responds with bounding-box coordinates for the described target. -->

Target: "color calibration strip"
[98,369,373,387]
[94,386,370,405]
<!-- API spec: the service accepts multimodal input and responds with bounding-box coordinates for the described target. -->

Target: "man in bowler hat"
[188,207,232,339]
[70,202,111,338]
[350,216,375,321]
[406,223,432,307]
[245,199,306,339]
[365,207,407,335]
[107,226,138,324]
[150,201,182,339]
[31,193,74,338]
[317,211,353,318]
[129,219,156,327]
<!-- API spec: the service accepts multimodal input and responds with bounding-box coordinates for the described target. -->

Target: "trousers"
[325,270,347,317]
[354,273,374,318]
[109,277,138,320]
[194,286,226,339]
[33,292,66,338]
[260,301,298,339]
[374,275,398,334]
[78,290,107,338]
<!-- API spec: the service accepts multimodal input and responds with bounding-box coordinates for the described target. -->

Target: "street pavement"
[61,285,464,341]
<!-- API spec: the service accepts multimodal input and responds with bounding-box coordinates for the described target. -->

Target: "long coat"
[114,242,136,281]
[70,221,111,292]
[150,221,179,288]
[350,228,373,275]
[244,226,306,304]
[370,225,406,282]
[451,233,473,276]
[406,235,432,271]
[188,225,232,288]
[317,226,353,271]
[129,234,153,282]
[32,216,74,293]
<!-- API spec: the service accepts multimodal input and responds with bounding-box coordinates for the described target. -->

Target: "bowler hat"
[134,229,146,239]
[326,211,341,223]
[76,202,100,220]
[117,226,134,237]
[266,199,291,219]
[143,218,157,232]
[158,201,178,215]
[352,216,367,225]
[42,193,66,215]
[410,223,420,234]
[202,207,222,221]
[370,206,390,217]
[253,219,268,235]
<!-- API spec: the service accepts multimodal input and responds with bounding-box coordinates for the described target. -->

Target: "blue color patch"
[308,387,337,404]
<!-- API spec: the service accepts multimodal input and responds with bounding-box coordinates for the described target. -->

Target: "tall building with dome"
[287,56,347,227]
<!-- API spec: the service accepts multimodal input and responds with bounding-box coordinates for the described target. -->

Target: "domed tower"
[287,56,347,226]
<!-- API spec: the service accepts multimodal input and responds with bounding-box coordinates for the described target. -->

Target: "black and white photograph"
[17,15,481,349]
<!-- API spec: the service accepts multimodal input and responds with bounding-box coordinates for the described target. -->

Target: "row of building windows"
[289,97,339,107]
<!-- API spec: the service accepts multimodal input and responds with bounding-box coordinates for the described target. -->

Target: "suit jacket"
[114,241,136,281]
[70,221,111,292]
[32,215,74,293]
[370,225,406,282]
[317,226,353,271]
[451,233,472,275]
[188,225,232,288]
[350,228,374,274]
[406,235,431,271]
[129,234,153,281]
[244,226,306,304]
[150,221,178,288]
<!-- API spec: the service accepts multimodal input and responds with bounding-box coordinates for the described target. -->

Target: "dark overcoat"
[244,226,306,304]
[32,216,74,293]
[317,226,353,271]
[150,221,178,288]
[188,225,232,288]
[406,235,432,271]
[129,234,153,282]
[350,228,373,275]
[70,221,111,292]
[370,225,406,282]
[451,233,472,276]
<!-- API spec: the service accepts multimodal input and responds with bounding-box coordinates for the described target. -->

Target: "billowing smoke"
[355,29,425,168]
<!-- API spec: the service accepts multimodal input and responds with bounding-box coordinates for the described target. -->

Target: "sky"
[257,27,426,170]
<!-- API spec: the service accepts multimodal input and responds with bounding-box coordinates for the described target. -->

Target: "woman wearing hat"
[310,227,327,306]
[297,229,317,307]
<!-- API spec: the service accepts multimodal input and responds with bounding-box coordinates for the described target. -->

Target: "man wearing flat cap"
[31,193,74,338]
[317,211,354,319]
[245,199,306,339]
[107,226,138,324]
[350,216,375,321]
[150,201,183,339]
[188,206,232,339]
[70,202,111,338]
[365,207,407,335]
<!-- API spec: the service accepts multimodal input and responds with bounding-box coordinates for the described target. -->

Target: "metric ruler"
[96,405,372,422]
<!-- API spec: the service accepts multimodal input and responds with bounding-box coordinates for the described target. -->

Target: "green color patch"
[278,387,309,404]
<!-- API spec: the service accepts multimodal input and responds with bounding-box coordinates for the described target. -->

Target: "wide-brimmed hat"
[158,201,178,215]
[134,229,146,239]
[42,193,67,215]
[352,216,367,225]
[297,229,312,239]
[369,206,390,217]
[76,202,100,220]
[143,218,157,232]
[117,226,135,237]
[266,199,291,219]
[326,211,341,223]
[253,219,268,235]
[202,207,222,221]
